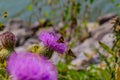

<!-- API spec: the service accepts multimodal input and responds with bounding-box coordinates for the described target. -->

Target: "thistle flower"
[38,31,66,54]
[0,31,16,62]
[6,52,57,80]
[0,31,16,50]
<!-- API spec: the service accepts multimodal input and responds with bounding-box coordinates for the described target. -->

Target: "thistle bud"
[27,44,53,59]
[0,48,11,62]
[0,31,16,50]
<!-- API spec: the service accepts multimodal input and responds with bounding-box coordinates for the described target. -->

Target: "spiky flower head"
[0,31,16,50]
[38,31,66,54]
[6,52,57,80]
[27,44,53,59]
[0,48,12,62]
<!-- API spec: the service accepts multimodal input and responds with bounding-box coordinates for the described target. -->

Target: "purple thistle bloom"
[6,52,58,80]
[39,31,66,54]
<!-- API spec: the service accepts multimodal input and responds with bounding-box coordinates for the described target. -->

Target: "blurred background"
[0,0,120,23]
[1,0,120,79]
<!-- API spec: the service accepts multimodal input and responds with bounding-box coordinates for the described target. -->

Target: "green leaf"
[116,3,120,7]
[111,0,115,2]
[90,0,94,4]
[0,68,6,77]
[0,74,4,80]
[27,4,33,11]
[44,12,49,17]
[96,68,111,80]
[51,10,55,15]
[99,41,114,56]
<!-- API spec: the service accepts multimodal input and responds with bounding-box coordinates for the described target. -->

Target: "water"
[0,0,120,24]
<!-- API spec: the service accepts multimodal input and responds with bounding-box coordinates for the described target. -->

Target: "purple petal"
[7,52,58,80]
[38,31,67,53]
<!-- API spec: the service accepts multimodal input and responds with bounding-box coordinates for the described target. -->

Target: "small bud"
[0,31,16,50]
[0,48,11,62]
[27,44,53,59]
[0,23,5,31]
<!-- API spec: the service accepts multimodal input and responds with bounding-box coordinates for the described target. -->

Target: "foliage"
[57,62,111,80]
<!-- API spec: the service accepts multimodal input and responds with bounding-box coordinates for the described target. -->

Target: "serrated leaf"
[99,41,114,56]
